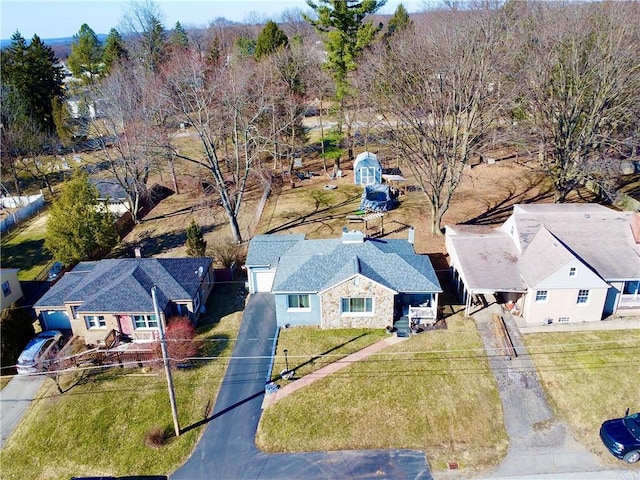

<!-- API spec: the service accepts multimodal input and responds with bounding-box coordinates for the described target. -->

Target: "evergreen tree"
[142,15,167,71]
[304,0,386,100]
[185,219,207,257]
[169,21,189,49]
[0,32,63,133]
[67,23,103,81]
[255,20,289,59]
[386,3,413,37]
[102,28,128,74]
[51,96,73,146]
[45,171,118,265]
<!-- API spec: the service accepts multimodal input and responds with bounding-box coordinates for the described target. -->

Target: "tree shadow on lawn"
[265,194,360,234]
[1,238,47,271]
[462,174,556,226]
[115,222,221,258]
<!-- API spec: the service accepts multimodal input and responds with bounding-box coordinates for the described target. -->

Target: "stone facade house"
[245,231,442,330]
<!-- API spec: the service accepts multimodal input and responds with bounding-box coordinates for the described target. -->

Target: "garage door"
[42,310,71,330]
[254,270,276,293]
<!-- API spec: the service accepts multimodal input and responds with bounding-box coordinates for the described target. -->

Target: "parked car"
[599,409,640,464]
[47,261,64,280]
[16,330,65,375]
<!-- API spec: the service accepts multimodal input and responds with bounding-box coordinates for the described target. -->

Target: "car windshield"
[18,338,48,363]
[623,413,640,439]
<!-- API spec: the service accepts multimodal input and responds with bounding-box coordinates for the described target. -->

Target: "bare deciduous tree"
[365,12,505,234]
[515,3,640,202]
[91,63,166,223]
[161,51,280,243]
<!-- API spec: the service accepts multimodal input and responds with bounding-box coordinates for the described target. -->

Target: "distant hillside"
[1,34,107,49]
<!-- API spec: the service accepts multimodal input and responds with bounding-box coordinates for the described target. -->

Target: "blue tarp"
[359,184,399,212]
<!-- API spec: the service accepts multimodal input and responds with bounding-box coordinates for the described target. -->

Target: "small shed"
[353,151,382,186]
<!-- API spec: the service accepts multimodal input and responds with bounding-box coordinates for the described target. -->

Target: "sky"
[1,0,425,41]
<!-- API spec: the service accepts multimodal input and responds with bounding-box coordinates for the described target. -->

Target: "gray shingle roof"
[258,235,441,294]
[512,204,640,279]
[245,234,306,267]
[446,203,640,293]
[34,258,212,314]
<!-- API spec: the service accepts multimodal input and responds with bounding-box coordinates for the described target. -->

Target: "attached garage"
[41,310,71,330]
[250,268,276,293]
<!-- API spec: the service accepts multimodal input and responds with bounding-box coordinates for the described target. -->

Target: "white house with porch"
[445,203,640,325]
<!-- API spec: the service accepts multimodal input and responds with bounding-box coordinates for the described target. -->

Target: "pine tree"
[102,28,128,74]
[185,219,207,257]
[45,172,118,265]
[304,0,386,100]
[67,23,103,81]
[255,20,289,59]
[169,21,189,49]
[386,3,413,37]
[1,32,63,133]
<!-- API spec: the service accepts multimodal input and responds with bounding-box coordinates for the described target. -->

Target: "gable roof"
[254,234,441,294]
[245,234,306,268]
[34,258,212,314]
[510,204,640,279]
[446,203,640,293]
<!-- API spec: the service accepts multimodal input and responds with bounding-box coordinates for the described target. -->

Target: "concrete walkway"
[0,375,45,449]
[262,334,408,409]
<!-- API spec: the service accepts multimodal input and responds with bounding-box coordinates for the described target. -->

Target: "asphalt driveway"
[171,293,432,480]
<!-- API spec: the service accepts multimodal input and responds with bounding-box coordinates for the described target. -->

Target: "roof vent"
[342,229,364,244]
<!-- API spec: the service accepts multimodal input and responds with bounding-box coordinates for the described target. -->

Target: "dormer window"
[569,267,577,277]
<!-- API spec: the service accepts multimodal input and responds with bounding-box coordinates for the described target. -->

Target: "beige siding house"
[34,258,214,346]
[446,204,640,326]
[0,268,23,310]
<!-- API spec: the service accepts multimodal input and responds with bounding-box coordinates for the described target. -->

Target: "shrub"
[153,316,201,367]
[145,425,167,448]
[209,237,246,268]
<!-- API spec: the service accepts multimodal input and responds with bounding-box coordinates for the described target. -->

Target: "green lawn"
[0,283,245,480]
[257,315,508,471]
[524,329,640,464]
[1,211,52,281]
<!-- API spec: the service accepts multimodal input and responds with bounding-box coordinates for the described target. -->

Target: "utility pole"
[152,285,180,437]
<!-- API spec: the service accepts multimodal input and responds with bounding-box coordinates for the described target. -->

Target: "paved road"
[0,375,45,449]
[171,293,432,480]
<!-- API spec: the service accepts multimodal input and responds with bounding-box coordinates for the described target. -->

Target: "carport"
[446,226,526,316]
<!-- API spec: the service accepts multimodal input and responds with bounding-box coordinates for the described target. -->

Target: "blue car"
[16,330,65,375]
[599,409,640,464]
[47,261,64,280]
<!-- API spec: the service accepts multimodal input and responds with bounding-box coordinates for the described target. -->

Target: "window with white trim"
[85,315,106,329]
[341,297,373,314]
[2,281,11,297]
[576,290,590,304]
[535,290,548,302]
[623,281,640,297]
[569,267,577,277]
[287,294,310,309]
[133,314,158,329]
